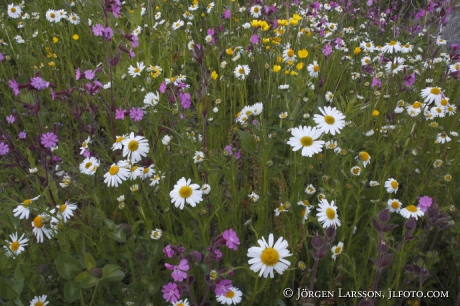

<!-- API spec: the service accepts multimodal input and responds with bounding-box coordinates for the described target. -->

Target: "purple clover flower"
[165,259,190,282]
[41,132,58,148]
[129,107,144,122]
[222,228,240,251]
[0,142,9,155]
[215,279,232,296]
[162,282,180,303]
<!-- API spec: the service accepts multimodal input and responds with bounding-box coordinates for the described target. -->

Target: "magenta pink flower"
[222,228,240,251]
[223,9,231,19]
[41,132,58,148]
[115,107,126,120]
[84,70,95,80]
[165,259,189,282]
[250,34,259,44]
[418,196,433,213]
[30,77,50,90]
[159,82,167,93]
[215,279,232,296]
[18,131,26,140]
[0,142,9,155]
[162,282,180,303]
[179,92,191,109]
[6,115,15,124]
[129,107,144,122]
[163,245,174,258]
[9,79,20,96]
[92,24,104,36]
[75,68,82,80]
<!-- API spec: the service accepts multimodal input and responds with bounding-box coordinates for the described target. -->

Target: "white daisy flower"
[382,40,401,54]
[387,199,402,212]
[32,213,57,243]
[307,61,320,77]
[252,102,263,115]
[129,164,144,180]
[325,91,334,102]
[150,229,163,240]
[436,132,451,144]
[399,205,424,220]
[13,195,40,220]
[355,151,371,168]
[350,166,361,176]
[56,201,77,223]
[170,177,203,210]
[79,157,100,175]
[287,126,325,157]
[274,204,288,217]
[112,135,127,151]
[193,151,205,163]
[128,62,145,78]
[121,132,149,164]
[421,86,444,105]
[7,3,22,18]
[249,5,262,18]
[282,45,296,63]
[103,161,131,187]
[298,200,312,223]
[45,10,59,22]
[171,19,184,30]
[30,295,50,306]
[313,106,346,136]
[149,171,165,186]
[68,13,80,24]
[305,184,316,195]
[316,199,341,228]
[247,233,292,278]
[3,232,28,257]
[234,64,250,80]
[331,242,344,260]
[384,178,399,194]
[216,287,243,305]
[140,165,155,180]
[201,184,211,195]
[369,180,380,187]
[143,91,160,107]
[79,136,92,155]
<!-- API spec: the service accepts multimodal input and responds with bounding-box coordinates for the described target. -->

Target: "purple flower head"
[214,249,223,261]
[322,44,333,57]
[222,228,240,251]
[0,142,9,155]
[163,244,175,258]
[41,132,58,148]
[0,53,3,61]
[223,9,231,19]
[179,92,191,109]
[418,196,433,213]
[129,107,144,122]
[102,27,114,41]
[30,77,50,90]
[165,259,190,282]
[234,151,241,160]
[92,24,104,36]
[159,82,167,93]
[371,77,381,89]
[83,148,91,158]
[6,115,16,124]
[115,107,126,120]
[215,279,232,296]
[367,0,373,5]
[250,34,259,45]
[75,68,82,80]
[128,48,135,59]
[162,282,180,303]
[9,79,19,96]
[18,131,26,140]
[224,145,233,156]
[84,70,95,80]
[207,28,215,36]
[404,72,416,87]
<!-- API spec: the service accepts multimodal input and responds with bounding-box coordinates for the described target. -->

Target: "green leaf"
[13,297,24,306]
[75,271,89,282]
[64,280,80,303]
[14,266,24,283]
[78,274,100,289]
[102,264,125,282]
[238,130,255,154]
[140,276,161,296]
[55,254,82,280]
[110,229,126,242]
[84,253,97,271]
[12,280,23,297]
[0,278,18,299]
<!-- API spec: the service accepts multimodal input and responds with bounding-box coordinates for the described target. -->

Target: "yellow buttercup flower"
[372,110,380,117]
[72,34,79,40]
[354,47,361,55]
[211,71,218,80]
[298,49,308,58]
[273,65,281,72]
[52,37,59,43]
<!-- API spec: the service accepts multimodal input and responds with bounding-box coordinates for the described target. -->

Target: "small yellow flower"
[226,47,233,55]
[53,37,59,43]
[354,47,361,55]
[48,61,55,67]
[211,71,218,80]
[296,62,304,70]
[273,65,281,72]
[372,110,380,117]
[72,34,79,40]
[298,49,308,58]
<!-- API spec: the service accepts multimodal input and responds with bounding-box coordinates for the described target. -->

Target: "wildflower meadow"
[1,0,460,305]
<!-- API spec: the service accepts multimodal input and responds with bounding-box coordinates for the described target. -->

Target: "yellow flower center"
[254,7,259,13]
[131,166,138,172]
[326,207,335,220]
[388,41,396,46]
[300,136,313,147]
[238,68,244,74]
[406,205,417,213]
[440,99,448,106]
[85,162,92,169]
[72,16,77,20]
[11,7,16,12]
[412,102,422,108]
[179,186,192,198]
[10,241,20,251]
[33,216,44,228]
[128,140,139,151]
[59,204,67,212]
[134,68,140,73]
[334,246,342,254]
[352,168,360,174]
[391,181,398,189]
[170,77,176,82]
[50,13,55,18]
[359,152,369,161]
[116,136,124,143]
[324,115,335,125]
[225,290,235,298]
[260,247,280,266]
[391,201,400,209]
[23,199,32,206]
[300,209,306,217]
[313,65,319,72]
[109,165,119,176]
[278,205,285,211]
[143,168,150,173]
[366,43,371,47]
[430,87,441,95]
[287,49,294,57]
[34,302,44,306]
